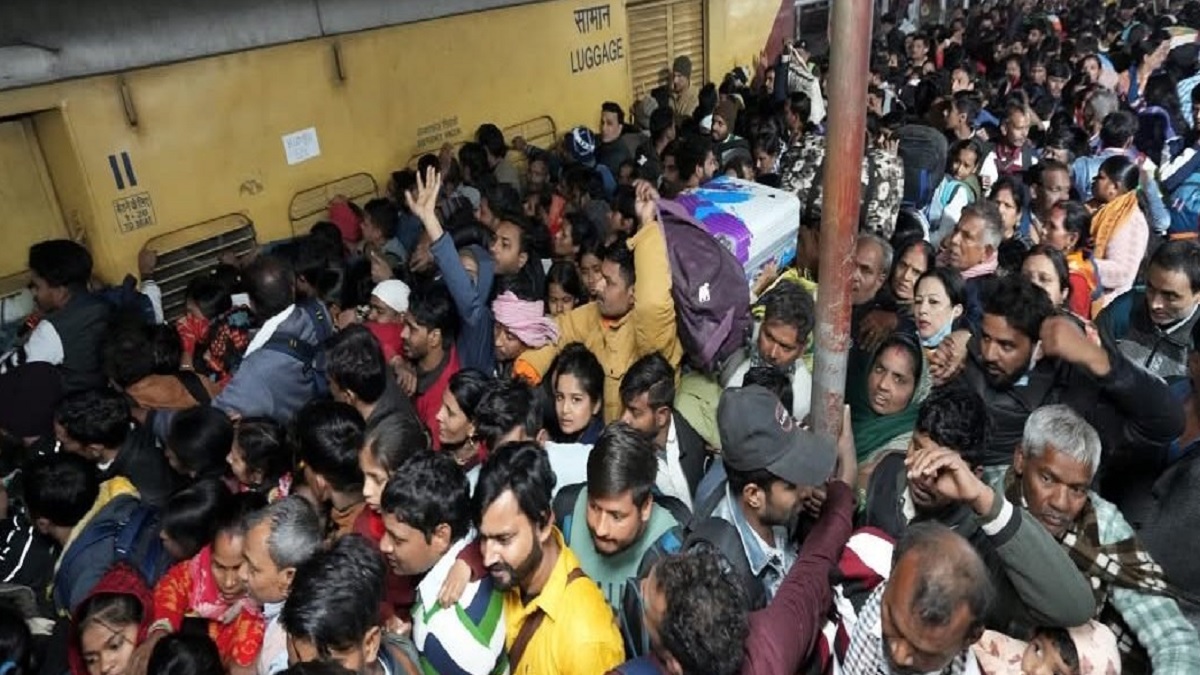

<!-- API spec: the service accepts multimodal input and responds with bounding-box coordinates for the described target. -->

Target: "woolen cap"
[718,385,836,487]
[673,55,693,78]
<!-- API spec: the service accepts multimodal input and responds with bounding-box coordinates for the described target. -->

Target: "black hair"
[364,198,398,240]
[234,417,289,490]
[1150,239,1200,293]
[892,236,937,281]
[28,240,92,290]
[167,406,234,479]
[788,92,812,123]
[1051,201,1092,252]
[150,324,184,374]
[474,441,555,529]
[382,451,472,543]
[23,453,98,528]
[483,183,523,219]
[474,377,544,449]
[981,275,1055,341]
[949,137,984,174]
[407,283,460,349]
[914,386,989,466]
[990,176,1030,214]
[75,592,143,638]
[601,101,626,126]
[599,236,636,288]
[1032,626,1081,672]
[185,276,232,320]
[362,412,430,474]
[161,479,232,560]
[611,184,638,222]
[55,389,131,449]
[278,664,357,675]
[244,256,296,319]
[550,342,604,410]
[281,534,385,657]
[753,125,783,159]
[1023,245,1072,295]
[103,319,159,388]
[458,142,492,186]
[587,423,657,506]
[650,107,676,143]
[294,401,366,494]
[654,551,749,675]
[915,267,967,309]
[326,325,388,404]
[1098,154,1141,193]
[0,605,31,675]
[758,281,815,342]
[545,261,587,312]
[675,134,714,183]
[447,369,494,422]
[726,464,784,496]
[147,633,224,675]
[742,366,794,413]
[475,123,509,160]
[619,352,676,410]
[1099,110,1139,149]
[561,211,601,255]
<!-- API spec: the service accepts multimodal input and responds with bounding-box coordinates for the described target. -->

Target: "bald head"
[881,523,994,673]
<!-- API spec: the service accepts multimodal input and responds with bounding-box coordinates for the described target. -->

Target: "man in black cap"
[691,385,836,602]
[670,55,698,120]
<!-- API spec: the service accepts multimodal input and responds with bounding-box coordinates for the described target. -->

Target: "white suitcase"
[672,177,801,285]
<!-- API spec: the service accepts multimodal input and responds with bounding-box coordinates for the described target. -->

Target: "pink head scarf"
[492,291,559,348]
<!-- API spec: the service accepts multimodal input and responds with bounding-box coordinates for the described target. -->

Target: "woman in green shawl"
[848,332,932,491]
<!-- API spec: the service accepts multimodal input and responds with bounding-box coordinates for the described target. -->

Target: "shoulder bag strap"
[508,568,589,668]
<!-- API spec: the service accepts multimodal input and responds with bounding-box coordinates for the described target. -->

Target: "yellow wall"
[0,0,632,283]
[707,0,788,79]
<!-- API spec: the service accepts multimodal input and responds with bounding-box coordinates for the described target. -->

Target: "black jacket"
[673,411,709,499]
[103,424,180,508]
[958,333,1182,469]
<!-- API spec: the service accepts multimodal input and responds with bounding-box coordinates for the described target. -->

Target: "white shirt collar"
[416,530,476,604]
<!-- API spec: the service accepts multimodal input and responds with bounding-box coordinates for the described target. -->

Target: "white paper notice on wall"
[282,127,321,165]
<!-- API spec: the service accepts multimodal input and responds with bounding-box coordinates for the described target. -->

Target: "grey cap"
[718,385,837,487]
[672,55,693,78]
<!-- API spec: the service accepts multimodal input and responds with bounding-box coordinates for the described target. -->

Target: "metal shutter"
[628,0,705,99]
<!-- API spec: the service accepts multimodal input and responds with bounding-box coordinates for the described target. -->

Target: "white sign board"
[282,127,321,166]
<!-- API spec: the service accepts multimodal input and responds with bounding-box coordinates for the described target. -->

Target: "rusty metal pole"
[811,0,874,440]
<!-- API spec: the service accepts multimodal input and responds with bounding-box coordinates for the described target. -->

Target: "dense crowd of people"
[3,0,1200,673]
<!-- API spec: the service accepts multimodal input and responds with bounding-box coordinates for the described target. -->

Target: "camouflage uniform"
[779,134,904,240]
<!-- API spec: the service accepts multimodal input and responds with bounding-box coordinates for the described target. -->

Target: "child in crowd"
[226,417,291,502]
[927,138,983,245]
[545,261,588,316]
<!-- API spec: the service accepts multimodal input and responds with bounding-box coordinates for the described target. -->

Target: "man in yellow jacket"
[516,180,683,423]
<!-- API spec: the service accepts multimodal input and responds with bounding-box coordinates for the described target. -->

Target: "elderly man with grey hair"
[239,496,323,675]
[1004,405,1200,674]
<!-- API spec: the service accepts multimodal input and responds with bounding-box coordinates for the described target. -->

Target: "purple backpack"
[657,199,752,373]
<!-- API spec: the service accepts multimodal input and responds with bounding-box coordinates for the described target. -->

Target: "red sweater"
[414,347,461,451]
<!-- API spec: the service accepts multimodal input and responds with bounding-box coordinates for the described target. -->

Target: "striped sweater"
[412,534,509,675]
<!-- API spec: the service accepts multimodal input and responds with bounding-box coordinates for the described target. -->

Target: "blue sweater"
[431,237,496,373]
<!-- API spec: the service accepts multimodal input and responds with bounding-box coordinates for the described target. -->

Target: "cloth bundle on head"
[634,96,659,131]
[492,291,559,348]
[673,55,692,78]
[0,362,63,440]
[372,279,411,313]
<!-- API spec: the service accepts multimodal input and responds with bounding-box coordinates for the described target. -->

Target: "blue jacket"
[431,236,496,373]
[213,303,329,423]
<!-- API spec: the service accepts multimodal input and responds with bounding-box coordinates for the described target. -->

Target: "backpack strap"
[174,371,211,406]
[552,483,585,544]
[261,333,319,371]
[508,567,588,668]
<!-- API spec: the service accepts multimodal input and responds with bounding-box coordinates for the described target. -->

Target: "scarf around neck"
[848,346,932,462]
[1090,190,1140,261]
[187,545,261,624]
[1002,468,1173,610]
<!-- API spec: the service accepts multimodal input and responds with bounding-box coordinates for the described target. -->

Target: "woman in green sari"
[848,332,932,491]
